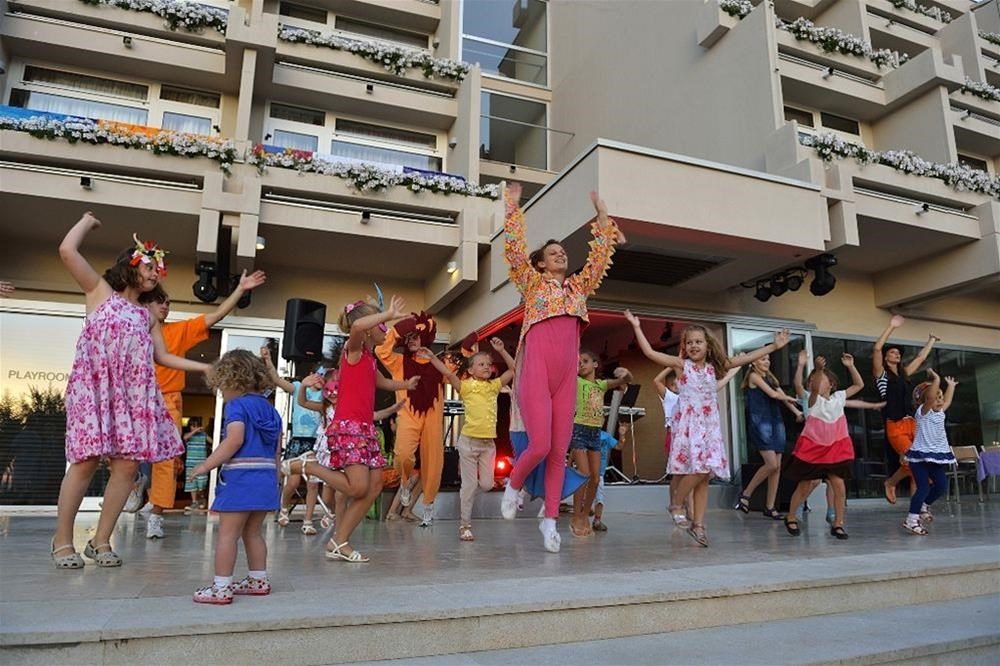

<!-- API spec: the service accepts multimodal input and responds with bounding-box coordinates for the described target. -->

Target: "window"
[958,154,990,172]
[335,17,428,50]
[480,91,547,169]
[279,1,327,24]
[330,141,441,171]
[784,106,814,128]
[161,111,212,135]
[462,0,548,85]
[160,85,220,108]
[23,65,148,100]
[335,120,436,150]
[270,103,325,126]
[273,129,319,152]
[9,89,148,124]
[820,112,860,135]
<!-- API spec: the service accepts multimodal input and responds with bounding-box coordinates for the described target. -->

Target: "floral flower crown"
[129,233,168,276]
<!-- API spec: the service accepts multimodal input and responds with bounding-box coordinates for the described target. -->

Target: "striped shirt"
[905,407,956,465]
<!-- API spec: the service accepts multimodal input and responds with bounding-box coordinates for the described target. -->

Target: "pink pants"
[510,316,580,518]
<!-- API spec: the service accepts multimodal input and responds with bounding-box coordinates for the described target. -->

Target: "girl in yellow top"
[498,183,625,554]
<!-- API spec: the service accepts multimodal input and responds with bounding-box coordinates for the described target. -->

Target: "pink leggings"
[509,316,580,518]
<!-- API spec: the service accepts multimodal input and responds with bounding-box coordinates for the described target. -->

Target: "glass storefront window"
[462,0,548,85]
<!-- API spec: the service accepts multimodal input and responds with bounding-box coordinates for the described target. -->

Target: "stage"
[2,492,998,664]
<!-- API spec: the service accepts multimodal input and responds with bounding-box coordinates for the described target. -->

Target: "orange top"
[156,315,209,393]
[503,190,618,348]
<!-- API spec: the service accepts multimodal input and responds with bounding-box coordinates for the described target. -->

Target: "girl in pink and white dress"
[625,311,790,547]
[51,212,210,570]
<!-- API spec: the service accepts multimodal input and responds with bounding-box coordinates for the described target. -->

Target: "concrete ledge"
[2,546,997,664]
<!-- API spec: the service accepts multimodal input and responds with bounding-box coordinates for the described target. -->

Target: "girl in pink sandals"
[51,212,210,570]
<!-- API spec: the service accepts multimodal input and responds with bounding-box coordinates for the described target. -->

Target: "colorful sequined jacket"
[503,190,619,347]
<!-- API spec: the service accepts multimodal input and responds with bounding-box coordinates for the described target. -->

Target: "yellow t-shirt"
[460,378,503,439]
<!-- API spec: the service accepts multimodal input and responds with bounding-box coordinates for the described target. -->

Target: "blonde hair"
[337,299,380,333]
[680,324,729,377]
[741,360,780,391]
[209,349,272,394]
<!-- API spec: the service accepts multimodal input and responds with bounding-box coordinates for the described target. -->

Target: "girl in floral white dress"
[51,212,211,570]
[625,311,790,547]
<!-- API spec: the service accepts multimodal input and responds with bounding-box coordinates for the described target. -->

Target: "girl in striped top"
[902,369,957,536]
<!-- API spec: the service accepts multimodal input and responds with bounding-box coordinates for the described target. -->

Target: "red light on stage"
[494,456,513,478]
[497,460,507,471]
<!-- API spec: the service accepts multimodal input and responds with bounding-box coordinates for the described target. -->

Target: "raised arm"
[59,212,111,306]
[203,270,266,328]
[152,322,211,373]
[941,375,957,412]
[573,191,625,295]
[296,374,325,412]
[747,372,799,407]
[416,347,461,392]
[607,366,633,390]
[191,421,244,477]
[376,372,419,393]
[793,349,808,399]
[921,368,942,415]
[845,399,887,410]
[904,334,940,378]
[260,345,295,395]
[624,310,683,370]
[347,295,405,359]
[653,367,672,399]
[727,330,790,370]
[490,338,516,386]
[716,366,741,392]
[842,353,864,399]
[873,315,904,377]
[502,183,538,293]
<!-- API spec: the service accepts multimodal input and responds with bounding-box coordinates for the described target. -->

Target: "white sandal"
[301,520,317,536]
[459,525,474,541]
[325,540,369,562]
[84,540,123,567]
[277,507,290,527]
[320,513,334,530]
[280,453,316,478]
[51,539,84,569]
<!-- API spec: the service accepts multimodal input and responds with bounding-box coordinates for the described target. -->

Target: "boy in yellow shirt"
[418,338,514,541]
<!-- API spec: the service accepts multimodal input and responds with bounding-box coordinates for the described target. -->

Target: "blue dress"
[212,394,282,512]
[746,386,787,453]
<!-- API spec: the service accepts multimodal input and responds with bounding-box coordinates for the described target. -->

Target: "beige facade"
[0,0,998,499]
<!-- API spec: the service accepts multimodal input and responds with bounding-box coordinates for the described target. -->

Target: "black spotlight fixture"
[192,261,218,303]
[805,253,838,296]
[754,280,772,303]
[785,270,804,292]
[770,273,788,297]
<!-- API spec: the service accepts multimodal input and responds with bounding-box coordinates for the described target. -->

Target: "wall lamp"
[446,261,458,274]
[79,176,93,190]
[915,202,930,216]
[361,211,371,224]
[255,235,266,251]
[822,66,835,79]
[122,36,133,48]
[366,83,374,94]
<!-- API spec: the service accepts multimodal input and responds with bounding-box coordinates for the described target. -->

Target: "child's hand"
[489,337,505,352]
[841,353,855,367]
[815,355,827,370]
[238,269,267,291]
[890,314,905,328]
[794,411,804,423]
[80,211,102,230]
[782,393,798,404]
[415,347,435,361]
[797,349,808,366]
[590,190,608,217]
[613,367,630,379]
[944,376,958,388]
[873,401,887,410]
[259,345,271,362]
[774,328,791,349]
[926,367,939,379]
[403,376,421,390]
[386,295,407,320]
[623,309,640,328]
[302,373,323,389]
[189,463,209,480]
[929,333,941,343]
[391,398,408,413]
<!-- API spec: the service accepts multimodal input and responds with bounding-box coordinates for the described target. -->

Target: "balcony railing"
[478,114,573,171]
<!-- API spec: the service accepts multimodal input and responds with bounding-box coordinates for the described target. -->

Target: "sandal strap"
[52,543,76,555]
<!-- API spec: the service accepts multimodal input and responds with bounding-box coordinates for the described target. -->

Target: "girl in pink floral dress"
[51,212,211,570]
[625,312,790,547]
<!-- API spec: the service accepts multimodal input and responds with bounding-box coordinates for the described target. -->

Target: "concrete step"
[2,544,997,665]
[350,595,1000,666]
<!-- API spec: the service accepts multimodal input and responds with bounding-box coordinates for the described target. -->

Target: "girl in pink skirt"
[51,212,211,570]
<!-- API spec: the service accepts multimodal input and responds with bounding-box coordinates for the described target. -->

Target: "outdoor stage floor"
[2,497,998,607]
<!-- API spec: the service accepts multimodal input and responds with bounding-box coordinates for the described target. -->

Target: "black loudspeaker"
[440,447,461,488]
[740,463,798,512]
[282,298,326,362]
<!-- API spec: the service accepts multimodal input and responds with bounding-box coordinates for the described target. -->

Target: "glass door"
[727,326,812,481]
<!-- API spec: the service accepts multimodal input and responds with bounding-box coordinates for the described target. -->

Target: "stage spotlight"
[754,280,772,303]
[786,272,804,292]
[770,273,788,297]
[494,456,513,479]
[805,253,838,296]
[192,261,218,303]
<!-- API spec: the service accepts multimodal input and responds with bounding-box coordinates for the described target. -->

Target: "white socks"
[906,513,920,524]
[214,575,233,588]
[248,570,267,580]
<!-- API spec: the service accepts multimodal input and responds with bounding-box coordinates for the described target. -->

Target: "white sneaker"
[146,514,164,539]
[400,485,411,508]
[420,503,434,527]
[139,502,153,516]
[539,518,561,553]
[501,484,519,520]
[123,484,145,514]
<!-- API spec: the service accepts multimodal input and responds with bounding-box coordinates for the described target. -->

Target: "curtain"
[19,91,147,124]
[273,129,319,152]
[330,141,440,171]
[161,112,212,135]
[24,66,148,100]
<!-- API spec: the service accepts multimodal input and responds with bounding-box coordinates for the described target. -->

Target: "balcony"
[0,11,227,92]
[949,88,1000,122]
[307,0,442,35]
[951,106,1000,158]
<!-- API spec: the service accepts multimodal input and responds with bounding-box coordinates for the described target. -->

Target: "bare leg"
[786,481,811,522]
[280,472,302,510]
[764,452,782,511]
[571,449,591,533]
[330,467,382,557]
[53,459,100,549]
[94,458,140,547]
[690,474,710,526]
[672,473,704,512]
[215,512,250,577]
[578,450,602,533]
[303,481,320,522]
[241,511,269,571]
[828,475,847,528]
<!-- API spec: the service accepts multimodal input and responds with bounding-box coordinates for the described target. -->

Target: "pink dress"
[64,292,183,463]
[668,359,730,479]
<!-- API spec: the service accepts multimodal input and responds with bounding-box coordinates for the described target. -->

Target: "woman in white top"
[902,369,957,536]
[654,368,685,525]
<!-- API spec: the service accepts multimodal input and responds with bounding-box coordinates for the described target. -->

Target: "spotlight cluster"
[745,253,838,303]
